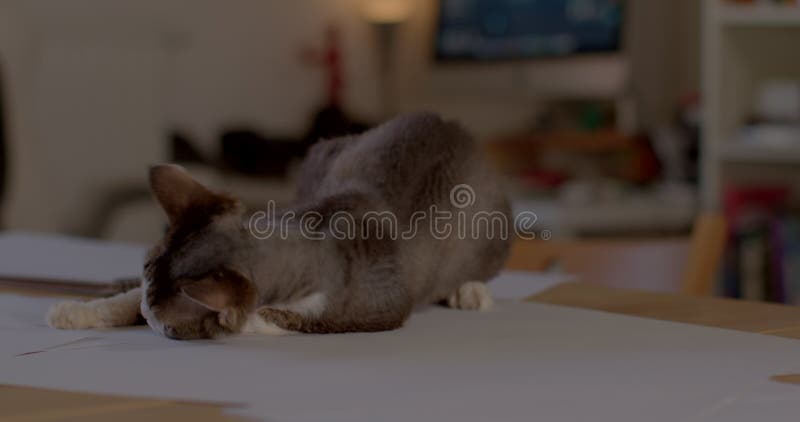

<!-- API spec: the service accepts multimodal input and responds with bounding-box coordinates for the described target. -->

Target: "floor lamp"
[362,0,412,119]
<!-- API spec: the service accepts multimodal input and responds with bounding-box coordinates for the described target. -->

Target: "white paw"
[46,301,102,329]
[241,313,290,336]
[447,281,493,311]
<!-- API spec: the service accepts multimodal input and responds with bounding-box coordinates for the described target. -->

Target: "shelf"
[717,4,800,27]
[511,190,696,236]
[703,2,800,209]
[721,144,800,164]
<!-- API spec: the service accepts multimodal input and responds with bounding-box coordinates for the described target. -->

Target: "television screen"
[436,0,624,61]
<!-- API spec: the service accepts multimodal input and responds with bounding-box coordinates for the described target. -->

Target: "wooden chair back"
[506,214,727,295]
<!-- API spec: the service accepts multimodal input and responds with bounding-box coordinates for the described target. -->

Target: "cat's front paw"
[261,307,312,330]
[243,310,291,335]
[447,281,493,311]
[47,301,99,329]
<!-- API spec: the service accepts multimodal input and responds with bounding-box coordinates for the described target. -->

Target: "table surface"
[3,282,800,422]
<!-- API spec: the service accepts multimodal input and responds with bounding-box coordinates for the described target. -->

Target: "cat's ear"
[180,270,256,313]
[181,277,231,312]
[149,164,224,225]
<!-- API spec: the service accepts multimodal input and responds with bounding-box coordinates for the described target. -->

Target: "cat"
[47,112,512,339]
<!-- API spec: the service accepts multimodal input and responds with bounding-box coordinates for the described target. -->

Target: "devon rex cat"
[47,112,511,339]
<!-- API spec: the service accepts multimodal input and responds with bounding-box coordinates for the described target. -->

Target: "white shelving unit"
[702,0,800,210]
[721,143,800,164]
[717,3,800,26]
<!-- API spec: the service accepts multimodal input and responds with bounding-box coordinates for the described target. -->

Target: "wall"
[626,0,700,129]
[0,0,383,233]
[0,1,47,230]
[1,1,170,232]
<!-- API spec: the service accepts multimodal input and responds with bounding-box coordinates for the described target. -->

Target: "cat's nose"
[163,326,180,339]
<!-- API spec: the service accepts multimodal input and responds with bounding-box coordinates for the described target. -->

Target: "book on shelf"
[722,186,800,304]
[782,219,800,304]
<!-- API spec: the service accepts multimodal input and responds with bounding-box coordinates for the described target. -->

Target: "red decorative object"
[301,25,344,107]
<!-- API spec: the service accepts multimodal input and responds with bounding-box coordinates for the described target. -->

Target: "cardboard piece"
[771,374,800,385]
[533,282,800,339]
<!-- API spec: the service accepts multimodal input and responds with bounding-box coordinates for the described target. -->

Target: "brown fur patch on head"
[181,269,258,314]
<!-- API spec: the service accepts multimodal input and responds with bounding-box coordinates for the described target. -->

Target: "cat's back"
[296,112,511,305]
[315,113,480,212]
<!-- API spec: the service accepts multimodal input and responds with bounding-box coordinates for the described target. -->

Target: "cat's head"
[141,164,258,339]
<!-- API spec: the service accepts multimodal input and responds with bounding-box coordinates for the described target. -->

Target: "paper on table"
[678,370,800,422]
[0,267,565,358]
[0,231,146,283]
[488,270,572,300]
[0,331,102,357]
[2,292,800,422]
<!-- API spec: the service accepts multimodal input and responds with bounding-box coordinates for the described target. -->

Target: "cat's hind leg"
[47,287,143,329]
[446,281,493,311]
[256,306,408,334]
[256,280,413,334]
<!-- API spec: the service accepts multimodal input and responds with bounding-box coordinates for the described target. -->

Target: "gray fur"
[141,112,512,338]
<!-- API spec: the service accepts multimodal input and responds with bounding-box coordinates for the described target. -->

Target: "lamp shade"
[362,0,412,24]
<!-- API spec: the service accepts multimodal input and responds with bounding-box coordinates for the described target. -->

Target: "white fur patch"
[240,292,327,336]
[272,292,327,317]
[241,313,290,336]
[139,280,167,337]
[447,281,493,312]
[46,301,100,329]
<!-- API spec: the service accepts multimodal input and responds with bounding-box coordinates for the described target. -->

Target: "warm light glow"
[362,0,412,24]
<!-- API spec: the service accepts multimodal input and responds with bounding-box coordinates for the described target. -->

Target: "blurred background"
[1,0,799,301]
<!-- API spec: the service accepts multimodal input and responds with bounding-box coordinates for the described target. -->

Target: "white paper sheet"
[0,232,146,283]
[2,293,799,422]
[488,270,572,300]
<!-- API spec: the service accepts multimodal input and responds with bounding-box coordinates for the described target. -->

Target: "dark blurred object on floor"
[304,104,369,144]
[221,130,306,177]
[173,111,368,179]
[170,132,207,165]
[219,106,368,178]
